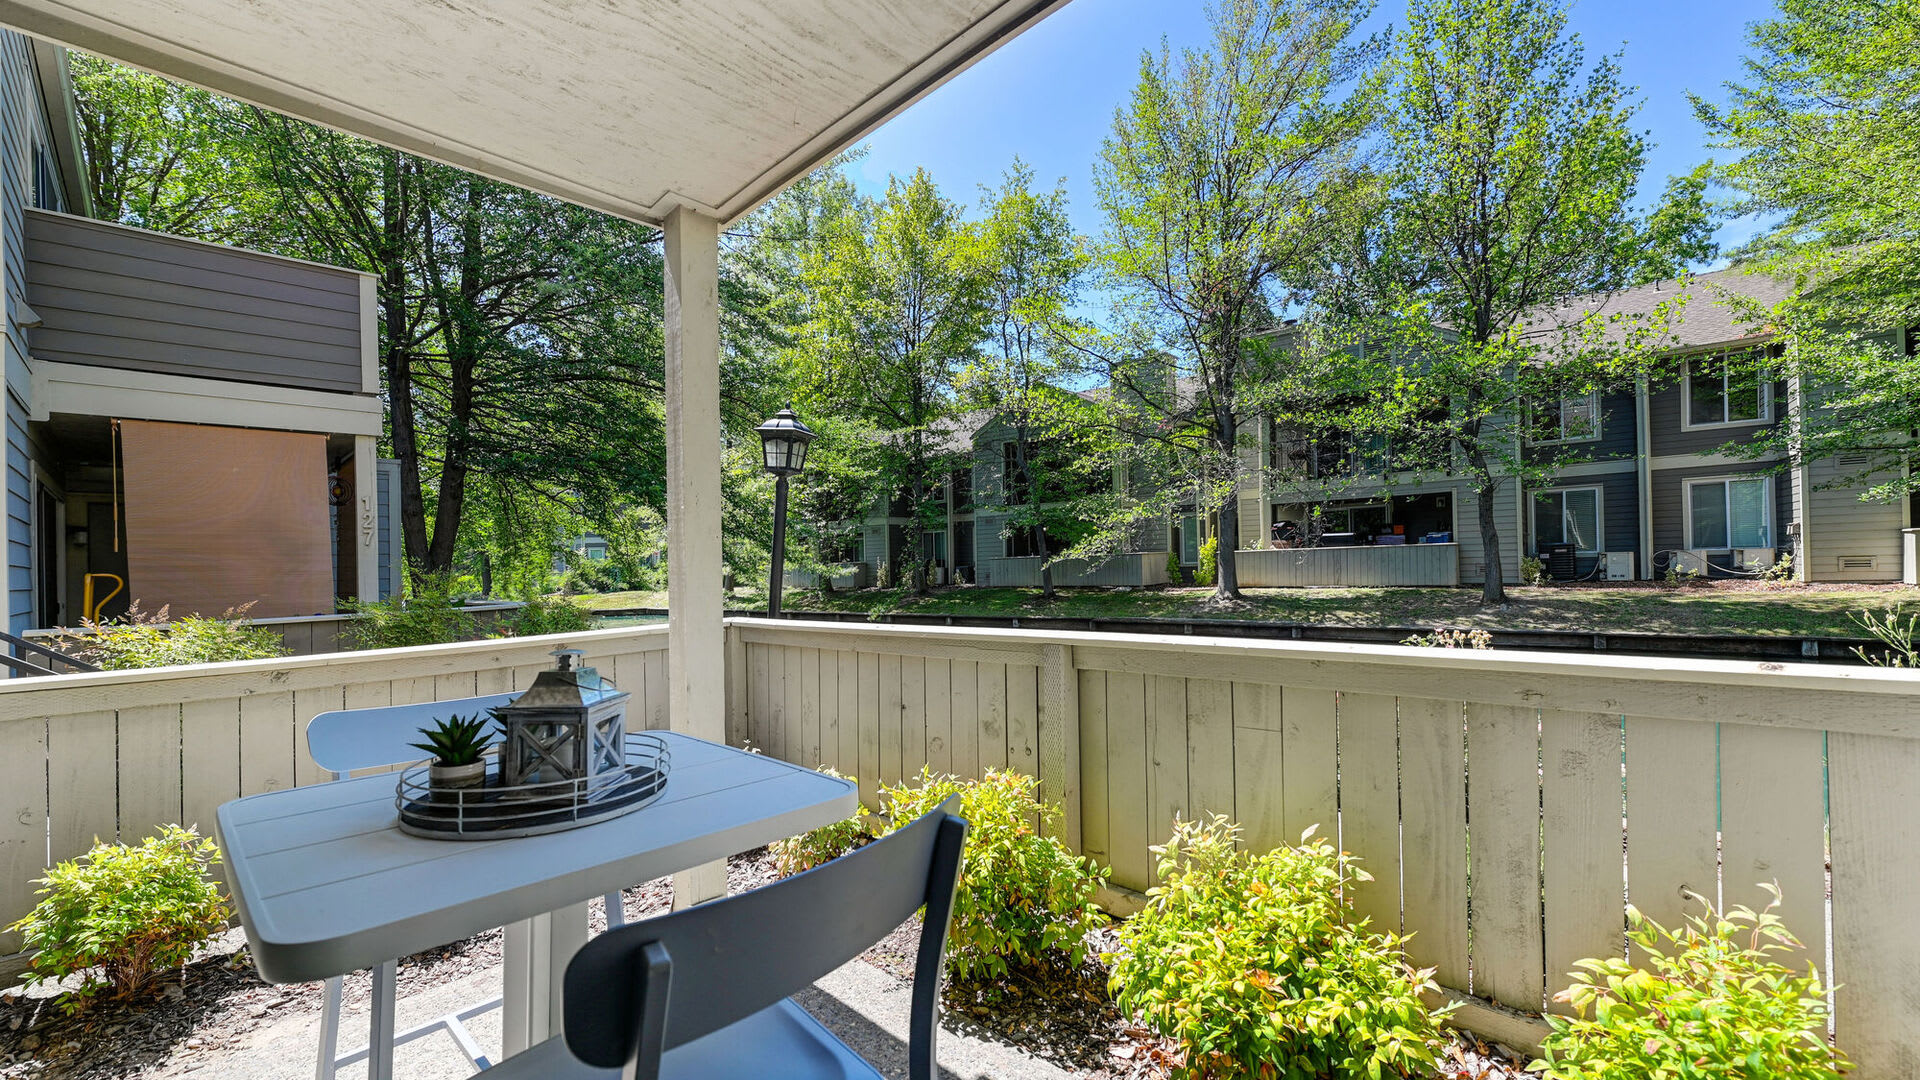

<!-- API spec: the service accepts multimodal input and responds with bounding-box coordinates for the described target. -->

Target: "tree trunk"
[1473,453,1508,605]
[909,476,929,598]
[1015,426,1054,600]
[1214,485,1241,600]
[1214,415,1242,600]
[378,151,431,586]
[415,178,484,578]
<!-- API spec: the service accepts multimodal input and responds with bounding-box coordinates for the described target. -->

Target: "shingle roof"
[1523,264,1797,351]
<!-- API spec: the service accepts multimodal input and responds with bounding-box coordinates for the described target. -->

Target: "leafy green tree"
[69,53,264,238]
[71,60,806,589]
[960,162,1096,597]
[1693,0,1920,499]
[1333,0,1713,603]
[1091,0,1381,600]
[789,169,988,594]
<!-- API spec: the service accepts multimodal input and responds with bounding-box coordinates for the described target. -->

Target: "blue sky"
[855,0,1778,256]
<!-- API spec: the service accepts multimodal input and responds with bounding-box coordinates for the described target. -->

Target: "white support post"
[353,433,380,603]
[663,206,729,909]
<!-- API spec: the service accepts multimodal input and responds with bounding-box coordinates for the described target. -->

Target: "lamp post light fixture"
[755,408,815,618]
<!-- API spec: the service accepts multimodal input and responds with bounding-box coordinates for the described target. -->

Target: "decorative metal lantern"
[494,648,630,790]
[754,407,815,476]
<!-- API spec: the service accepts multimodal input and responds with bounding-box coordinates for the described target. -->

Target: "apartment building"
[829,263,1907,590]
[0,34,401,641]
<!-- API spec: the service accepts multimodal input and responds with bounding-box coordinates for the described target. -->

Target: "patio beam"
[662,206,728,909]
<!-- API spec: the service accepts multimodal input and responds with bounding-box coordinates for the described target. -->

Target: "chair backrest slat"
[562,800,966,1072]
[305,693,518,776]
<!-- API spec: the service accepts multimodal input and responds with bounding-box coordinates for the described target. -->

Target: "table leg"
[500,901,589,1056]
[368,960,397,1080]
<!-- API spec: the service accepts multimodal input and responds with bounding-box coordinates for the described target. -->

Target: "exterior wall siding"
[1645,377,1787,457]
[1523,388,1638,466]
[1649,460,1790,575]
[24,209,365,393]
[1523,467,1640,578]
[1805,455,1905,582]
[2,34,51,635]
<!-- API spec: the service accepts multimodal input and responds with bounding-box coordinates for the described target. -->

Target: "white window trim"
[1530,485,1605,555]
[1683,474,1774,551]
[1679,356,1773,431]
[1528,391,1602,445]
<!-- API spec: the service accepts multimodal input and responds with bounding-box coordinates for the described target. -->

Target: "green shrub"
[1197,536,1218,586]
[345,574,479,649]
[497,594,596,637]
[1533,884,1845,1079]
[880,768,1108,981]
[770,768,872,875]
[1521,554,1548,585]
[1110,817,1451,1080]
[7,826,230,1011]
[562,560,627,595]
[1165,546,1180,584]
[81,602,290,670]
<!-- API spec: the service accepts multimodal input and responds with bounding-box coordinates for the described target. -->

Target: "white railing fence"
[732,619,1920,1075]
[0,626,669,966]
[4,617,1917,1075]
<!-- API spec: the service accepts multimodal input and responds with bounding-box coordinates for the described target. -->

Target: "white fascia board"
[30,359,382,436]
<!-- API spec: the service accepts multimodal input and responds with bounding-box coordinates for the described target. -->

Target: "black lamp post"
[755,408,815,618]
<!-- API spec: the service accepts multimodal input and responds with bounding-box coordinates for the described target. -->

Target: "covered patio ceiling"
[0,0,1066,225]
[0,0,1072,913]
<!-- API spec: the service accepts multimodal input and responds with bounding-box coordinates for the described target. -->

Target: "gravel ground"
[1,849,1533,1079]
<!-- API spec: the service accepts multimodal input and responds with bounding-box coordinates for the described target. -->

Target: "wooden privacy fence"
[732,618,1920,1076]
[6,615,1920,1074]
[1231,542,1460,587]
[0,624,670,970]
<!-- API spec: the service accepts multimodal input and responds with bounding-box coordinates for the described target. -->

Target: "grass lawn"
[570,581,1920,638]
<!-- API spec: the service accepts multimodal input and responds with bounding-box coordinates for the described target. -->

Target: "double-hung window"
[1531,487,1602,554]
[1530,392,1600,443]
[1685,354,1770,427]
[1686,476,1771,549]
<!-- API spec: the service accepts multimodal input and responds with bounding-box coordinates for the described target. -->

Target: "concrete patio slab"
[148,958,1072,1080]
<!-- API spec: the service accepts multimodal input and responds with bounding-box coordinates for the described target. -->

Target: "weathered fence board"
[1720,722,1828,969]
[1340,692,1401,935]
[1541,710,1625,1014]
[1466,704,1545,1012]
[1280,687,1336,842]
[1623,714,1718,965]
[1400,697,1468,991]
[1830,731,1920,1078]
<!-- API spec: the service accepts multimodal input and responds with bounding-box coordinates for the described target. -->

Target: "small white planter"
[428,760,487,801]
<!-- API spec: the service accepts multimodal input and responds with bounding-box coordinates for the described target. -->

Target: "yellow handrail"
[82,573,124,623]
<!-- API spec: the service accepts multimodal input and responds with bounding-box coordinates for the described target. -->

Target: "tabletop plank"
[217,733,856,983]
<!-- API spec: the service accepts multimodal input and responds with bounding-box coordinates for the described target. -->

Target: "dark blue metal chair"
[482,799,966,1080]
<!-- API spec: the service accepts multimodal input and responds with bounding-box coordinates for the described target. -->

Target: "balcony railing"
[3,618,1916,1072]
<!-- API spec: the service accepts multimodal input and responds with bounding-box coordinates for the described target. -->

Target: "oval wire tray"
[395,733,670,839]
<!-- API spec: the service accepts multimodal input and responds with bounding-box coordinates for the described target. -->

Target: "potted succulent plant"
[410,714,493,796]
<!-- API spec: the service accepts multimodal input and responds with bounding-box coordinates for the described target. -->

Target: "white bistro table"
[216,732,857,1077]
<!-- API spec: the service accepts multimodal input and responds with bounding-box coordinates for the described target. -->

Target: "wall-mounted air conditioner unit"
[1604,552,1635,580]
[1733,547,1776,572]
[1671,550,1712,576]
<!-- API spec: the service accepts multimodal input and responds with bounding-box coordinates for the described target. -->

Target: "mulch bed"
[2,848,1531,1079]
